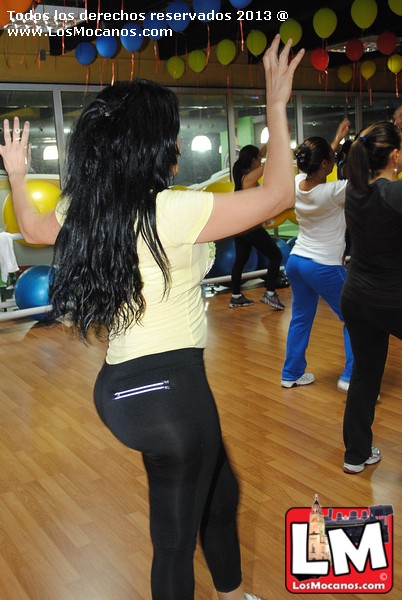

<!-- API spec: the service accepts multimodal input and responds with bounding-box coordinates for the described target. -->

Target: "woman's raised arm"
[0,117,60,245]
[197,35,304,243]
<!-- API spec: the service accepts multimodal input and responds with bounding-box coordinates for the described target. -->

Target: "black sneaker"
[260,291,285,310]
[229,293,254,308]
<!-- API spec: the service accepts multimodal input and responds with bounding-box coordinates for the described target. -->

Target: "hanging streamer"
[111,59,115,85]
[130,52,135,80]
[206,23,211,65]
[237,12,244,51]
[153,42,160,73]
[84,65,90,95]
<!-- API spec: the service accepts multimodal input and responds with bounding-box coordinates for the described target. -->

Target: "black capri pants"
[94,348,242,599]
[232,226,282,294]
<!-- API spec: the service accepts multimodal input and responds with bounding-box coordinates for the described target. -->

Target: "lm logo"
[285,496,393,594]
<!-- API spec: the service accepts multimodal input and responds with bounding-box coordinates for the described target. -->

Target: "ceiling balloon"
[345,38,364,62]
[351,0,378,30]
[310,48,330,71]
[279,19,302,47]
[338,65,353,84]
[216,39,237,65]
[313,8,337,39]
[376,31,398,55]
[246,30,267,57]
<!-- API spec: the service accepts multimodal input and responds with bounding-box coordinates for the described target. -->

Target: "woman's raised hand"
[263,35,304,108]
[0,117,30,182]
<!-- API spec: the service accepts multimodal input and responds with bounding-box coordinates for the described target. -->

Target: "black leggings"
[341,295,402,465]
[231,226,282,294]
[94,348,241,599]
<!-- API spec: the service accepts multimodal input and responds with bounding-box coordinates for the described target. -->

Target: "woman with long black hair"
[341,121,402,474]
[0,36,304,600]
[229,144,285,309]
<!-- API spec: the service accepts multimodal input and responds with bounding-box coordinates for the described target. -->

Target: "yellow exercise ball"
[3,180,61,247]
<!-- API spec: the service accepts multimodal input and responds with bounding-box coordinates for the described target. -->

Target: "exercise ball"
[3,180,61,247]
[207,238,258,279]
[14,265,55,321]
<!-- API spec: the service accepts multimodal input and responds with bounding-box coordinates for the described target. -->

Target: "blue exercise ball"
[207,239,258,279]
[14,265,55,321]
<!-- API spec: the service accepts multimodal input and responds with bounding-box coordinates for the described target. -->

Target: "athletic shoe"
[260,291,285,310]
[281,373,315,388]
[229,293,254,308]
[337,378,380,400]
[343,447,381,474]
[337,378,350,392]
[245,594,262,600]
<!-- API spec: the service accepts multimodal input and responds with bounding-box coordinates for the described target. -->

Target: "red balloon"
[345,38,364,62]
[0,5,10,27]
[310,48,329,71]
[4,0,33,12]
[377,31,397,55]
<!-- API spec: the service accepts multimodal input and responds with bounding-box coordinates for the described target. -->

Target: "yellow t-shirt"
[55,188,215,364]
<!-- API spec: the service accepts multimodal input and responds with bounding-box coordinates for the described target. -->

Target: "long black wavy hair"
[347,121,401,195]
[232,144,260,191]
[49,79,180,340]
[294,136,332,175]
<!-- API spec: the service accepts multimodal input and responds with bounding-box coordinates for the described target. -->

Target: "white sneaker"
[281,373,315,388]
[343,447,381,474]
[337,378,380,400]
[245,594,262,600]
[337,378,349,392]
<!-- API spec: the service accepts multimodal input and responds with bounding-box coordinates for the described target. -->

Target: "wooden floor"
[0,283,401,600]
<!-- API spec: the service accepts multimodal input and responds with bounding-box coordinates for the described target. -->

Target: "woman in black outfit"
[341,121,402,474]
[229,144,285,310]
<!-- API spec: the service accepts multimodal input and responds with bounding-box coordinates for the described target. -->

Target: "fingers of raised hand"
[3,117,29,145]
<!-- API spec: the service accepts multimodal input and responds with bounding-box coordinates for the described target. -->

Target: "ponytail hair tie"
[359,135,367,143]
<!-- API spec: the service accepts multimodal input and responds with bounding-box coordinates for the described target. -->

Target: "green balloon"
[246,30,267,57]
[188,49,207,73]
[167,56,185,79]
[351,0,378,30]
[216,39,237,66]
[313,8,337,39]
[280,18,303,46]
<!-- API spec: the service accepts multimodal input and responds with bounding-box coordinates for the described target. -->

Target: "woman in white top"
[0,38,303,600]
[281,120,354,391]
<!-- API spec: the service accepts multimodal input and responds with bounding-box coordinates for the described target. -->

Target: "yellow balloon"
[246,30,267,57]
[188,49,206,73]
[279,19,302,47]
[351,0,378,29]
[326,164,338,182]
[202,181,234,193]
[167,56,185,79]
[338,65,353,84]
[2,180,61,247]
[388,0,402,16]
[387,54,402,74]
[360,60,376,80]
[286,209,298,224]
[216,39,237,66]
[313,8,337,39]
